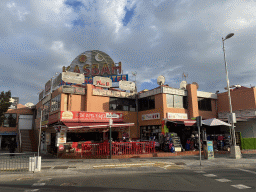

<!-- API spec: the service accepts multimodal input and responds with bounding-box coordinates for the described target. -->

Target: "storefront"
[0,132,17,151]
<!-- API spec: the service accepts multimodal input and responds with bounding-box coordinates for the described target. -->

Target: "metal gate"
[0,152,36,173]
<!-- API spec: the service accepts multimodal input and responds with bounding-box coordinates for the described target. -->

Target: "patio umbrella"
[202,118,231,126]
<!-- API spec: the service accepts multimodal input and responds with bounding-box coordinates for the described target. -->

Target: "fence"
[241,138,256,150]
[0,152,37,173]
[80,141,155,157]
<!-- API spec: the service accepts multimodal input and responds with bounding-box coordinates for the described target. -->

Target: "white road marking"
[236,168,256,175]
[203,174,217,177]
[32,183,45,186]
[194,171,206,173]
[215,179,231,182]
[38,178,52,182]
[231,184,251,189]
[24,189,39,192]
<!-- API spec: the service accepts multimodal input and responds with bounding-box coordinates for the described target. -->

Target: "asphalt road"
[0,167,256,192]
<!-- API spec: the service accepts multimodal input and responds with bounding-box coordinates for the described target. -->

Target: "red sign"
[59,144,64,151]
[60,111,124,122]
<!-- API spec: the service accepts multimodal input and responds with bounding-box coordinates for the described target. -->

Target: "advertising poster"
[207,141,214,159]
[56,131,66,147]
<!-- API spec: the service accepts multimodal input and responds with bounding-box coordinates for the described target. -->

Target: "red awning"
[168,119,196,126]
[63,122,134,129]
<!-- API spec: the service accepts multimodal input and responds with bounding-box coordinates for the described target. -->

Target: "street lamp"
[222,33,241,159]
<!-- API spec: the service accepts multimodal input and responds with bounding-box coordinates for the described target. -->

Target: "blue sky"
[1,0,256,105]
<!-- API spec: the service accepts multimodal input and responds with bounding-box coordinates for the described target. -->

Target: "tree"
[0,91,11,126]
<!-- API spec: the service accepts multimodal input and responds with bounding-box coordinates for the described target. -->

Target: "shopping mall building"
[33,50,256,157]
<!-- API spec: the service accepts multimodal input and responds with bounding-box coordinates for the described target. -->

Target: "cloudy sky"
[1,0,256,105]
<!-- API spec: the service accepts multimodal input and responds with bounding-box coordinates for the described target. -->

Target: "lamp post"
[222,33,241,159]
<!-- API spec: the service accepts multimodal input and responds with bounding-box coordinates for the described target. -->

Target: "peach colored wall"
[186,84,199,119]
[217,88,256,112]
[199,99,217,119]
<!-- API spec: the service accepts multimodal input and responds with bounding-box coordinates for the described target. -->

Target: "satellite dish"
[157,75,165,85]
[192,82,199,89]
[25,102,34,108]
[180,81,187,89]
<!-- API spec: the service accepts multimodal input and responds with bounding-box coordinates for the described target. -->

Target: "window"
[109,98,136,111]
[51,94,61,112]
[42,101,50,121]
[3,113,17,127]
[198,98,212,111]
[166,94,187,109]
[138,96,155,111]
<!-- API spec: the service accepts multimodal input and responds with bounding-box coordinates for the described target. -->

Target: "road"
[0,167,256,192]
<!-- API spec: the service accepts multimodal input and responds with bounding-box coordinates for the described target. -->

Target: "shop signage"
[56,130,66,146]
[42,94,51,105]
[139,87,162,98]
[167,113,188,120]
[106,113,119,118]
[84,74,128,84]
[41,120,48,126]
[62,51,122,77]
[39,90,44,101]
[62,85,86,95]
[93,76,112,88]
[52,73,62,90]
[60,111,124,122]
[9,97,19,109]
[92,89,135,99]
[142,113,160,121]
[0,132,17,135]
[218,109,256,119]
[197,91,217,99]
[62,71,85,84]
[119,80,136,91]
[45,79,52,95]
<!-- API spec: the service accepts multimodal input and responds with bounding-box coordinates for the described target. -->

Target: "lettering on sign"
[93,89,135,99]
[167,113,188,120]
[62,71,85,84]
[62,111,73,119]
[62,86,86,95]
[142,113,160,121]
[93,76,112,88]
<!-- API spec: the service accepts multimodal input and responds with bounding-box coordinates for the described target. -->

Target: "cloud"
[1,0,256,105]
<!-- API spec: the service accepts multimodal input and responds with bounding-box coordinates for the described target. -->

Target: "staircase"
[20,130,37,152]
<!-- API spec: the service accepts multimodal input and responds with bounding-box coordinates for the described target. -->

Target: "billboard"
[84,74,128,84]
[119,80,135,91]
[52,73,62,90]
[93,76,112,88]
[62,71,85,84]
[62,85,86,95]
[39,90,44,101]
[45,79,52,95]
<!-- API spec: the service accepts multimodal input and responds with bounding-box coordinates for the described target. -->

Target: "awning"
[202,118,231,126]
[167,119,196,126]
[63,122,134,129]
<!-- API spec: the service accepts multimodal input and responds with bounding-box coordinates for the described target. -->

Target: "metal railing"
[0,152,36,173]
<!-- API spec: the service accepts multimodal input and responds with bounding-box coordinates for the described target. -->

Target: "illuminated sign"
[84,74,128,84]
[93,76,112,88]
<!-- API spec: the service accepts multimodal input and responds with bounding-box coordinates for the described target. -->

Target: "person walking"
[9,138,16,157]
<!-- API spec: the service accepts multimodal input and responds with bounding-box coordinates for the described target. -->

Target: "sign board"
[45,79,52,95]
[119,80,135,91]
[62,71,85,84]
[9,97,19,109]
[39,90,44,101]
[62,50,122,77]
[106,113,119,118]
[60,111,124,122]
[56,130,66,147]
[207,141,214,159]
[42,94,51,105]
[167,113,188,120]
[62,85,86,95]
[142,113,160,121]
[93,76,112,88]
[92,89,136,99]
[52,73,62,90]
[84,74,128,84]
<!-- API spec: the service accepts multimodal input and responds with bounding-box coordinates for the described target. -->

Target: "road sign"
[106,113,119,118]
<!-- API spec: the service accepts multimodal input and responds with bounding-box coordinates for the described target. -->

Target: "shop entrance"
[0,135,16,151]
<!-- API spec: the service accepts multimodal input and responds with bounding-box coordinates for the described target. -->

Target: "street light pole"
[222,33,241,159]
